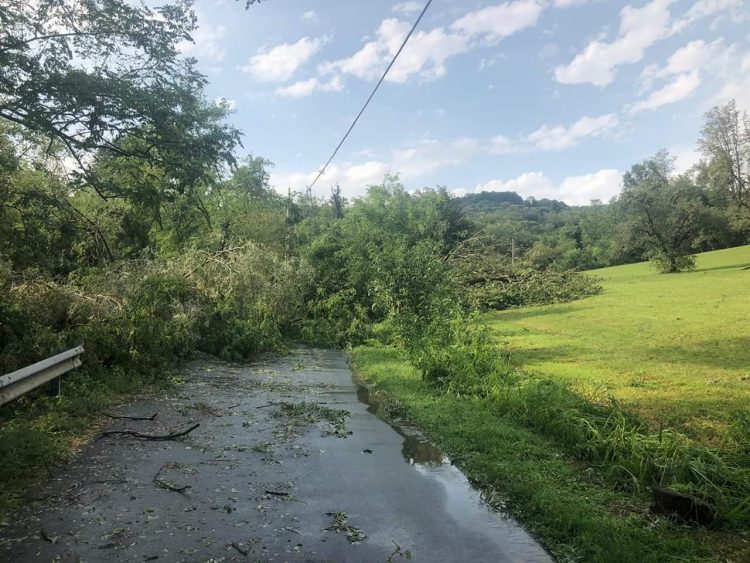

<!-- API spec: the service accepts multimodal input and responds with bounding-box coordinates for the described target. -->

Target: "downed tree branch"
[154,477,191,494]
[40,528,58,544]
[229,541,249,556]
[256,401,285,409]
[104,412,158,421]
[97,423,200,441]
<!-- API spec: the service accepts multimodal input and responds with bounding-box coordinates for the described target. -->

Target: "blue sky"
[179,0,750,204]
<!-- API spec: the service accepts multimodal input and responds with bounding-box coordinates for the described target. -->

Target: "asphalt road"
[0,348,551,562]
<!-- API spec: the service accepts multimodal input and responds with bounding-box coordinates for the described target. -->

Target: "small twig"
[80,479,128,485]
[264,490,290,497]
[40,528,58,544]
[154,478,190,494]
[97,423,200,441]
[104,412,158,421]
[256,402,285,409]
[230,541,249,556]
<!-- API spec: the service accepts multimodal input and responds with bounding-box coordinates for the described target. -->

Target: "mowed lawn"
[486,245,750,444]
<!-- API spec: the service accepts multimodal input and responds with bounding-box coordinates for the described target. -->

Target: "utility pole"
[511,237,515,266]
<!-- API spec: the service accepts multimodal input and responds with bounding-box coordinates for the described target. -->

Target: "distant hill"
[457,191,570,212]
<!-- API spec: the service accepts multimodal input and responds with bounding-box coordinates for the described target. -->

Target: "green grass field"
[486,245,750,445]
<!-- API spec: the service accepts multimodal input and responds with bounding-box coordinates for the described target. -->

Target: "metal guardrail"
[0,345,85,406]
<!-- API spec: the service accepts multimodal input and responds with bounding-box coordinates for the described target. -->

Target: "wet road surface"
[0,349,551,562]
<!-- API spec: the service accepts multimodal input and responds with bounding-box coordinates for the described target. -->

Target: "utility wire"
[306,0,434,193]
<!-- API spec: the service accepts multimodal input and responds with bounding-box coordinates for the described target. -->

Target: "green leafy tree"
[616,151,711,273]
[0,0,240,202]
[698,100,750,230]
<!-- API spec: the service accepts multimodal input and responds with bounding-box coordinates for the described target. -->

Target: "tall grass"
[408,321,750,524]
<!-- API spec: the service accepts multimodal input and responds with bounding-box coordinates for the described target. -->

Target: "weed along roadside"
[0,349,552,562]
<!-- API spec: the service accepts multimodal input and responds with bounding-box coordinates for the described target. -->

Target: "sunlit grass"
[486,245,750,444]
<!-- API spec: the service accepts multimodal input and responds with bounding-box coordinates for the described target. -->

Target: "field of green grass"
[487,245,750,445]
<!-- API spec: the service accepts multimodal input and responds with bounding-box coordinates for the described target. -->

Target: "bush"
[405,310,514,396]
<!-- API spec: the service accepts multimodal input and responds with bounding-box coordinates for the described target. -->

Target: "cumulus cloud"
[392,1,423,14]
[556,0,744,87]
[554,0,595,7]
[631,39,733,113]
[301,10,318,23]
[270,161,392,198]
[709,52,750,110]
[275,76,343,97]
[321,19,469,83]
[240,36,327,82]
[475,169,622,205]
[629,71,701,113]
[555,0,675,87]
[526,114,619,150]
[319,0,543,87]
[671,0,746,32]
[450,0,544,44]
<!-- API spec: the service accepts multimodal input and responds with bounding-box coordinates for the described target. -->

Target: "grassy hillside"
[486,245,750,445]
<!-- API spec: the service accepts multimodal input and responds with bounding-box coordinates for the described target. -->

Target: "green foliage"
[408,313,515,396]
[617,151,713,273]
[0,0,241,198]
[698,100,750,222]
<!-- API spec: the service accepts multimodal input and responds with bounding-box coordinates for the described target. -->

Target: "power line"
[306,0,434,193]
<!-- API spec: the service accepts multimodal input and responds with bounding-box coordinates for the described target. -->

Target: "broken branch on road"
[97,423,199,441]
[104,412,158,421]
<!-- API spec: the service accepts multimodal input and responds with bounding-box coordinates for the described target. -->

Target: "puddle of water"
[356,383,448,465]
[355,378,552,561]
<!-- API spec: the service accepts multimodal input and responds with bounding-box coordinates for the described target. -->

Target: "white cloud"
[672,0,745,32]
[556,0,744,87]
[392,1,422,14]
[389,26,470,82]
[709,54,750,111]
[270,161,392,197]
[450,0,544,44]
[629,71,701,113]
[526,113,619,150]
[555,0,675,86]
[392,137,481,177]
[321,19,469,83]
[671,146,702,173]
[179,21,227,62]
[475,169,622,205]
[320,1,542,87]
[632,39,731,112]
[491,135,525,154]
[476,172,555,198]
[240,36,327,82]
[301,10,318,23]
[275,75,343,97]
[558,169,622,203]
[554,0,595,7]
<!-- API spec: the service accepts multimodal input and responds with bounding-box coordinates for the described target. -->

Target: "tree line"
[467,102,750,274]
